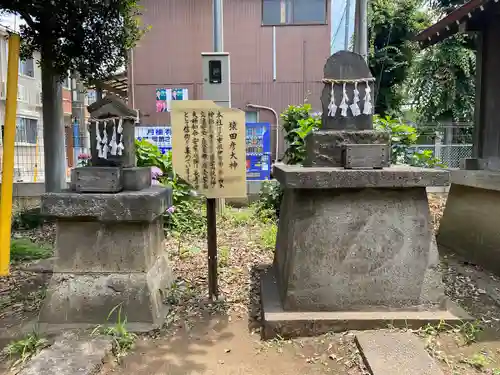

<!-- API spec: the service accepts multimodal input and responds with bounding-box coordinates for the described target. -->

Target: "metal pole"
[344,0,351,50]
[353,0,360,54]
[359,0,368,61]
[207,198,218,299]
[0,34,20,276]
[207,0,224,300]
[213,0,223,52]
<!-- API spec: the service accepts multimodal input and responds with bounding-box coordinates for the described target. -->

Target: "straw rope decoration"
[93,117,129,159]
[322,77,375,118]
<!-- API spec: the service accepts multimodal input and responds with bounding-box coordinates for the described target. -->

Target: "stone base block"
[438,180,500,276]
[41,186,172,222]
[260,269,470,340]
[38,254,172,328]
[123,167,152,191]
[54,219,163,273]
[275,186,446,312]
[304,130,390,167]
[273,164,449,189]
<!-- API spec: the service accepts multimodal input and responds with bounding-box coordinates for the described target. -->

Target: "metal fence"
[1,121,90,183]
[405,144,473,169]
[404,123,474,169]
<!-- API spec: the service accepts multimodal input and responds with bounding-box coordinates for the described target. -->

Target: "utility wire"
[331,1,348,51]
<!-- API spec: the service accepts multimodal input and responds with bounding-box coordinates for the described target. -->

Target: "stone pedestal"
[438,169,500,276]
[260,165,469,339]
[39,186,173,329]
[260,51,470,339]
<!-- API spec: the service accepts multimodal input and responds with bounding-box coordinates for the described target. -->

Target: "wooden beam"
[94,82,127,98]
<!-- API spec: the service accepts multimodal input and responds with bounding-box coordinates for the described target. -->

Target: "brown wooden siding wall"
[131,0,331,160]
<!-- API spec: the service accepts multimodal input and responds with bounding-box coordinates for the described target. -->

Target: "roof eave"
[415,0,493,48]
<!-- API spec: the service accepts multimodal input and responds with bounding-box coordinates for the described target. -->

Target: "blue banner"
[136,122,272,181]
[246,122,271,181]
[135,125,172,154]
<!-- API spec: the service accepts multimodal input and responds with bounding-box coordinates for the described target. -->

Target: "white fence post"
[434,131,442,163]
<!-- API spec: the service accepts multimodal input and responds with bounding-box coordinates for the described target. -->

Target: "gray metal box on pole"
[201,52,231,108]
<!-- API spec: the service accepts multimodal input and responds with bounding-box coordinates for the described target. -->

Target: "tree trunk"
[41,59,67,193]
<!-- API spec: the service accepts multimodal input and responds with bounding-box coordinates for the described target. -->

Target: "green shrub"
[374,115,445,168]
[281,104,320,165]
[135,140,206,235]
[254,181,283,222]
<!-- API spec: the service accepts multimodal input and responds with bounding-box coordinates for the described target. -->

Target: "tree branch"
[18,10,36,30]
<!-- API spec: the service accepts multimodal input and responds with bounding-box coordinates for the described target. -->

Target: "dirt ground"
[2,194,500,375]
[100,317,364,375]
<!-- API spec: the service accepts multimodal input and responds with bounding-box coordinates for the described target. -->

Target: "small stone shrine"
[39,94,173,329]
[260,51,468,339]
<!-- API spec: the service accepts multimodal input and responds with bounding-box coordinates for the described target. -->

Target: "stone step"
[355,331,444,375]
[18,332,112,375]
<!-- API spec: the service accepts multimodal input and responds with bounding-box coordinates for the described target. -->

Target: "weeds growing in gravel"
[461,352,490,370]
[10,238,53,262]
[164,279,195,305]
[92,304,136,358]
[419,319,482,345]
[218,246,230,267]
[5,331,49,367]
[258,223,277,251]
[458,320,483,345]
[221,209,253,227]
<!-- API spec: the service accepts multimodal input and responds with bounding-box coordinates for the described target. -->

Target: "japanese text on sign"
[171,101,246,199]
[135,126,172,154]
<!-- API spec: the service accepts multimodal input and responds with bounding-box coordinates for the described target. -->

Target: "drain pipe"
[246,103,280,161]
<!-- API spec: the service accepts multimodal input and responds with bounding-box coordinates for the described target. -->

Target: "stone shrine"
[39,94,173,329]
[260,51,468,339]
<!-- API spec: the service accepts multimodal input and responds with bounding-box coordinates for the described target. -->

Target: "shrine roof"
[415,0,497,48]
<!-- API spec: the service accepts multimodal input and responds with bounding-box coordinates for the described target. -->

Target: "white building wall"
[0,27,45,182]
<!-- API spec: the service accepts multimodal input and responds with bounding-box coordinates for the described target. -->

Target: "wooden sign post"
[171,101,247,299]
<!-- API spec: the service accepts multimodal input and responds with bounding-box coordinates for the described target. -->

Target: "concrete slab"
[273,164,449,189]
[18,332,112,375]
[260,269,471,340]
[41,185,172,223]
[355,331,444,375]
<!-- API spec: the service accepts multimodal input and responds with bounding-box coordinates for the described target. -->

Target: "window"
[245,111,258,123]
[86,89,97,105]
[63,75,72,90]
[17,84,28,102]
[19,58,34,77]
[262,0,326,26]
[15,117,38,144]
